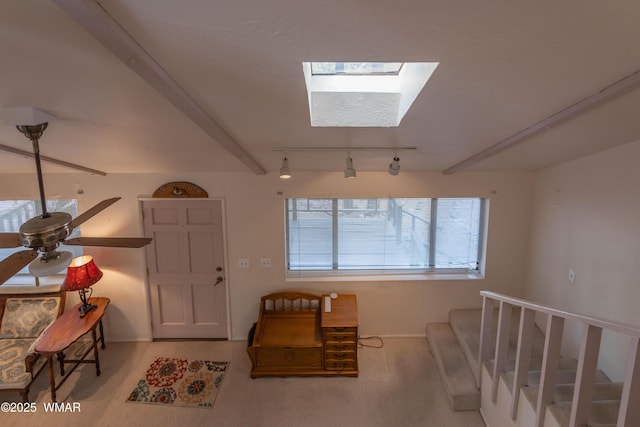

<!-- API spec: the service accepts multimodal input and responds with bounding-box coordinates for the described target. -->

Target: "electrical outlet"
[239,258,250,269]
[568,269,576,283]
[260,258,272,268]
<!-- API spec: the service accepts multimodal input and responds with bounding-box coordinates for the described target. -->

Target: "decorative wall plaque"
[152,181,208,198]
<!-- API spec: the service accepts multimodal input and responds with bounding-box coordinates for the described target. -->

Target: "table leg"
[99,319,106,349]
[91,328,101,376]
[47,356,57,403]
[57,351,65,376]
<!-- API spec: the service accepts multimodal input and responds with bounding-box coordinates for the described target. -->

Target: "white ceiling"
[1,0,639,175]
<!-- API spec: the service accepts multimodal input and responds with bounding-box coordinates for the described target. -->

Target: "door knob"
[214,276,224,286]
[216,266,223,272]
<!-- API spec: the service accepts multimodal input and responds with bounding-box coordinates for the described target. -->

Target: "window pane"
[337,199,392,269]
[395,198,432,268]
[311,62,403,75]
[434,198,481,269]
[287,199,333,270]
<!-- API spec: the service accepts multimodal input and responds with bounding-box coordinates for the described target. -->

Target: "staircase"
[425,292,640,426]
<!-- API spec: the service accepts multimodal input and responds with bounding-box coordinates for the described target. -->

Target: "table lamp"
[62,255,103,318]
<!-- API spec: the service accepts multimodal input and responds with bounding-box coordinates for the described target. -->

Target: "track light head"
[388,156,400,176]
[344,155,356,178]
[279,156,291,179]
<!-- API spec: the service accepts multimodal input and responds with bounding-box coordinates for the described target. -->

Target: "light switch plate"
[239,259,250,269]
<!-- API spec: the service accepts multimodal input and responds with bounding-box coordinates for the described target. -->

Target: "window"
[0,199,82,276]
[286,198,486,275]
[302,62,439,127]
[311,62,404,75]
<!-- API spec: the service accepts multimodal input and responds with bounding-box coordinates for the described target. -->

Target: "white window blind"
[286,198,485,274]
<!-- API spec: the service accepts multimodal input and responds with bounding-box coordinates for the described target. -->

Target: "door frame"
[137,197,232,341]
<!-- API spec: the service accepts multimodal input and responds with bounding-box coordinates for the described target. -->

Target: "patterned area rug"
[126,357,229,408]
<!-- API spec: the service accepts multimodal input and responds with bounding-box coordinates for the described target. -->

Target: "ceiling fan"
[0,121,151,286]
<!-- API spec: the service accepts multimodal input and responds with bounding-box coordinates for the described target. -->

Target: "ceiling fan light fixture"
[279,156,291,179]
[388,156,400,176]
[16,122,49,142]
[28,250,72,277]
[344,155,356,178]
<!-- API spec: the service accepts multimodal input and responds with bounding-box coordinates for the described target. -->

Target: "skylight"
[302,61,438,127]
[311,62,403,75]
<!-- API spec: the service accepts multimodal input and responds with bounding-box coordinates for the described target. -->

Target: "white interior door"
[142,199,227,339]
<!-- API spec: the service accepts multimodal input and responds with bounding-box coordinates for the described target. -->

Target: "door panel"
[143,199,227,339]
[154,231,182,272]
[152,207,179,224]
[192,284,218,324]
[158,284,185,323]
[188,232,215,272]
[187,207,214,225]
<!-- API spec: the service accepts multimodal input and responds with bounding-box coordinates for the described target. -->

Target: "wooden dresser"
[321,294,358,376]
[247,292,358,378]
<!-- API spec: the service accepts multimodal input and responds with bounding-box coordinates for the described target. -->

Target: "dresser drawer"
[256,347,323,368]
[324,341,357,352]
[325,349,356,362]
[324,332,357,344]
[324,360,358,371]
[324,326,357,334]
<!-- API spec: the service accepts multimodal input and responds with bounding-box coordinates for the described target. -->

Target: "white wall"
[525,140,640,381]
[0,169,532,341]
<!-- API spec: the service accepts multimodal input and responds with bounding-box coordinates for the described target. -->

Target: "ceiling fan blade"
[0,233,22,248]
[70,197,121,229]
[64,237,152,248]
[0,250,38,286]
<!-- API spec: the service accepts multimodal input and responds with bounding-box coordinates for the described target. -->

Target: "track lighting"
[272,146,416,177]
[279,156,291,179]
[388,156,400,176]
[344,154,356,178]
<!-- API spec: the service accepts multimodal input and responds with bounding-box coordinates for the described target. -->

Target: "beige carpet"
[1,338,485,427]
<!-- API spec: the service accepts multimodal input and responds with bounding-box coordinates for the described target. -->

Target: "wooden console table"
[35,297,110,402]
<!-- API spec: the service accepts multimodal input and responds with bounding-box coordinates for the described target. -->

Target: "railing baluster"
[570,324,602,427]
[618,337,640,427]
[478,291,640,427]
[536,314,564,427]
[492,301,513,402]
[478,296,495,387]
[511,307,535,420]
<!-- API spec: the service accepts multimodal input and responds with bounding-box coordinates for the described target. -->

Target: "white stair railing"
[479,291,640,427]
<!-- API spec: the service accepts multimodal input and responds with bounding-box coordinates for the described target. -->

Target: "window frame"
[285,197,487,280]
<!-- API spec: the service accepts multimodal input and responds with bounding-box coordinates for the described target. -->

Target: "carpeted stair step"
[496,358,579,392]
[488,357,578,379]
[449,308,546,379]
[546,400,620,427]
[517,368,611,389]
[520,381,622,408]
[425,322,480,411]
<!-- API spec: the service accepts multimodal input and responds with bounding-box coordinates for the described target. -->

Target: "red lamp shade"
[62,255,103,291]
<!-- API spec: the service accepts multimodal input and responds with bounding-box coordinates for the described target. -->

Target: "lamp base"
[78,303,97,318]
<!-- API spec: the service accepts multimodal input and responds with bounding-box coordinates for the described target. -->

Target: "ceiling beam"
[52,0,266,175]
[0,143,106,175]
[272,146,417,152]
[443,69,640,175]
